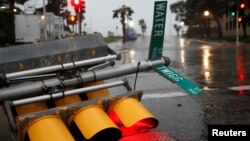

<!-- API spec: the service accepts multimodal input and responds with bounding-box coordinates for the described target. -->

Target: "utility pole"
[236,0,239,46]
[78,9,81,35]
[43,0,47,41]
[71,0,85,36]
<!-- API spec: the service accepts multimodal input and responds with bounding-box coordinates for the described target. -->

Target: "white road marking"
[229,85,250,91]
[142,92,187,100]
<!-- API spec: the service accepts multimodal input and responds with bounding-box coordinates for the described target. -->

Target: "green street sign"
[148,0,167,60]
[149,0,204,95]
[153,66,204,95]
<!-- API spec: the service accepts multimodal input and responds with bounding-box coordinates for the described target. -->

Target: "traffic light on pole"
[240,3,246,9]
[71,0,81,9]
[239,2,247,16]
[230,11,236,17]
[82,0,86,13]
[238,17,242,22]
[68,15,77,24]
[71,0,85,12]
[229,3,236,17]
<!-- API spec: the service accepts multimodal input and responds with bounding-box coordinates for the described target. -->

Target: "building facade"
[222,13,250,36]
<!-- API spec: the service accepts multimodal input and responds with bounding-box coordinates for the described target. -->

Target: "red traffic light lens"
[108,97,158,136]
[71,0,85,9]
[240,3,246,9]
[74,0,80,5]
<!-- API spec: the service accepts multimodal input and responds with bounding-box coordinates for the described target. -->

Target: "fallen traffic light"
[70,105,122,141]
[15,102,75,141]
[27,116,75,141]
[108,97,158,136]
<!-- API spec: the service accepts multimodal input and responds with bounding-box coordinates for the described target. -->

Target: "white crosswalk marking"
[229,85,250,91]
[142,92,187,100]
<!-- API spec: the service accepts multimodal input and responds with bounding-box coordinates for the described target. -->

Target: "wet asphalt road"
[108,36,250,141]
[1,36,250,141]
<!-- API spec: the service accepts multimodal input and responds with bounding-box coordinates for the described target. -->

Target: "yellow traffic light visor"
[73,105,122,140]
[27,115,75,141]
[108,97,158,136]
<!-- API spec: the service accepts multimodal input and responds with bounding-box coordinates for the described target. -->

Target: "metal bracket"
[0,74,7,87]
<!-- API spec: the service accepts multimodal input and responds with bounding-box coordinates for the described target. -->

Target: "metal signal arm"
[0,56,170,103]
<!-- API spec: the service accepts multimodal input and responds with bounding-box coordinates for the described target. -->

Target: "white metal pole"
[13,80,126,106]
[43,0,48,41]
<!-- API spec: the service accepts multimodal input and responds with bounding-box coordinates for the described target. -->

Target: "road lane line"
[142,92,187,100]
[228,85,250,91]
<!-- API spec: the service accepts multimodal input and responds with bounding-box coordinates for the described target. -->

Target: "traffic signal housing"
[240,3,246,9]
[239,2,247,16]
[27,116,75,141]
[68,15,77,24]
[108,97,158,137]
[229,3,237,17]
[71,0,85,13]
[71,105,122,140]
[230,11,236,17]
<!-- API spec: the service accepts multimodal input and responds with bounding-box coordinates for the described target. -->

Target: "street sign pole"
[148,1,167,60]
[236,0,239,46]
[149,1,204,95]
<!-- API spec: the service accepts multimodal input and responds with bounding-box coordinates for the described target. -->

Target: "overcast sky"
[68,0,178,37]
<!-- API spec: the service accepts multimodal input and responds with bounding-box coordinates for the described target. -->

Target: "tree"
[36,0,69,31]
[170,0,186,22]
[8,0,27,10]
[138,19,147,36]
[196,0,227,38]
[170,0,228,38]
[45,0,68,16]
[113,5,134,44]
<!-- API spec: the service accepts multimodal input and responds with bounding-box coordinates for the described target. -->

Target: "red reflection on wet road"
[108,109,157,136]
[236,48,247,95]
[119,131,177,141]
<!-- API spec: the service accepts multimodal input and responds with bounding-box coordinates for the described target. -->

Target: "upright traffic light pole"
[71,0,85,36]
[78,8,82,35]
[42,0,47,41]
[236,0,239,45]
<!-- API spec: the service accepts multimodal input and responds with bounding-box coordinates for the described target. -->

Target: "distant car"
[125,28,137,41]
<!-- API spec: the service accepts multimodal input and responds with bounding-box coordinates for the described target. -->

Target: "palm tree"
[174,24,182,37]
[138,19,147,36]
[113,5,134,44]
[8,0,27,10]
